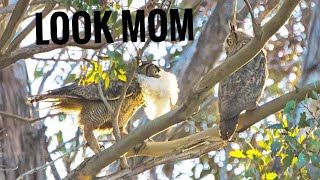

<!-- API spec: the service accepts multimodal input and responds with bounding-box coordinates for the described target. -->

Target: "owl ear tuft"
[228,21,237,32]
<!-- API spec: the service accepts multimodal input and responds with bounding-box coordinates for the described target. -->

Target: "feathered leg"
[83,127,101,154]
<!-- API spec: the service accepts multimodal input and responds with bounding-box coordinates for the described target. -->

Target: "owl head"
[137,61,161,78]
[223,23,252,56]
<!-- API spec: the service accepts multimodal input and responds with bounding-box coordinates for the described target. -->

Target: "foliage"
[79,50,127,88]
[229,92,320,179]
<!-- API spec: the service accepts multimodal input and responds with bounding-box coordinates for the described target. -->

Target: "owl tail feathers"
[27,94,60,104]
[219,115,239,141]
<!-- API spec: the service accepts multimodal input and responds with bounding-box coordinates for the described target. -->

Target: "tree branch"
[63,0,302,179]
[0,0,31,53]
[0,110,62,123]
[6,3,56,53]
[101,80,320,179]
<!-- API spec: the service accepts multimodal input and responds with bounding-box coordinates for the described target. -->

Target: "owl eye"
[152,68,159,76]
[227,38,233,46]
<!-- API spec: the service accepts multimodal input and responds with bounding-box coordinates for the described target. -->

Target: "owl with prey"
[28,62,179,153]
[219,24,268,140]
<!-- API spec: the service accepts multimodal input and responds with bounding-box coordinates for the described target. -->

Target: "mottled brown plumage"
[219,25,268,140]
[28,63,162,153]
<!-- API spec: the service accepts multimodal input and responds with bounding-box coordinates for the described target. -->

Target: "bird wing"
[68,79,138,101]
[28,78,139,103]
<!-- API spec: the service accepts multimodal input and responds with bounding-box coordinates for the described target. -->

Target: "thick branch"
[63,0,302,179]
[0,40,109,69]
[104,81,320,179]
[126,81,320,158]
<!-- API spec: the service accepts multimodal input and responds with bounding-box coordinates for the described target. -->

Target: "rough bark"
[0,62,47,179]
[301,0,320,83]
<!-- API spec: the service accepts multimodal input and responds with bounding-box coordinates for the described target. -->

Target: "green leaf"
[283,154,293,170]
[107,50,123,61]
[284,100,296,112]
[56,131,63,144]
[284,136,301,151]
[306,118,316,129]
[306,139,320,153]
[34,68,44,79]
[267,123,283,130]
[297,153,306,169]
[314,129,320,138]
[310,90,318,100]
[94,73,100,84]
[298,112,308,128]
[65,74,77,84]
[311,154,320,166]
[271,141,282,157]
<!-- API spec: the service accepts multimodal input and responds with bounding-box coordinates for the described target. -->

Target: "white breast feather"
[136,70,179,120]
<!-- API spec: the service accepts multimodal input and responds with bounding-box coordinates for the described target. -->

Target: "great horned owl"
[219,24,268,140]
[28,62,179,153]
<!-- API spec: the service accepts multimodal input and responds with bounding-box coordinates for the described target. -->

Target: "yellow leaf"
[118,69,126,74]
[118,74,127,82]
[292,157,298,166]
[289,127,299,137]
[263,172,278,180]
[98,64,103,76]
[246,149,262,159]
[101,72,107,80]
[298,134,305,144]
[104,76,110,89]
[87,71,97,83]
[258,141,269,150]
[283,118,288,128]
[229,150,246,158]
[265,129,273,141]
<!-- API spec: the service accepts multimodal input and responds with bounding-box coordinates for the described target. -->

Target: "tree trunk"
[0,62,47,179]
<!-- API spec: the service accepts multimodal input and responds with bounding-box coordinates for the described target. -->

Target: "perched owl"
[28,62,179,153]
[219,24,268,140]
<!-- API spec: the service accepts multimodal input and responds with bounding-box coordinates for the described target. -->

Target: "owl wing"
[67,79,139,101]
[28,78,138,103]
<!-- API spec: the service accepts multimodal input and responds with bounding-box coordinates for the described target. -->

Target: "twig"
[47,152,62,180]
[244,0,261,37]
[0,110,61,123]
[17,143,84,180]
[0,0,31,53]
[6,3,56,53]
[97,81,114,112]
